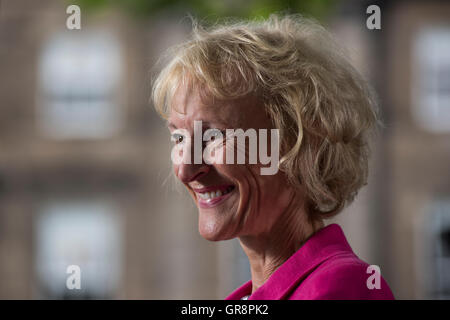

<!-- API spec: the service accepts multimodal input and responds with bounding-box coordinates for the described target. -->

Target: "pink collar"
[225,223,355,300]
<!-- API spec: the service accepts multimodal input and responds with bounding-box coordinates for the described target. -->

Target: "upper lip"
[191,185,234,193]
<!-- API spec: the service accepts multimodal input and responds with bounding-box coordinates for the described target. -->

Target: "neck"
[238,193,324,294]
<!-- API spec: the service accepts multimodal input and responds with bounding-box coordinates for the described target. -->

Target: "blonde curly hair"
[152,14,381,218]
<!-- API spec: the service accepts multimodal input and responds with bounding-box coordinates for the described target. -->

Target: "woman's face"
[168,83,296,241]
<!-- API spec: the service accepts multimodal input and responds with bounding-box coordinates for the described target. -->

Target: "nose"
[176,162,210,184]
[174,140,210,183]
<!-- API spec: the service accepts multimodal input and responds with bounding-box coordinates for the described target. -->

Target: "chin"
[199,227,225,241]
[199,231,223,242]
[198,215,234,241]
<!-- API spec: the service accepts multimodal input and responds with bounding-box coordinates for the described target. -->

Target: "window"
[38,31,122,139]
[412,26,450,133]
[419,198,450,299]
[34,200,122,299]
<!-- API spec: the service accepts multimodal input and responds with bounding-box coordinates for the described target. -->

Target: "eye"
[171,133,184,145]
[204,128,224,144]
[210,130,220,141]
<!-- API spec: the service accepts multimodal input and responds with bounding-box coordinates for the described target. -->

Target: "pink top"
[226,224,394,300]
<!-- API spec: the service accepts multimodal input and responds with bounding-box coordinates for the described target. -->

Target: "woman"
[152,14,394,299]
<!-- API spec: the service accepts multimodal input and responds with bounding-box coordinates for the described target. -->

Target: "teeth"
[198,187,233,201]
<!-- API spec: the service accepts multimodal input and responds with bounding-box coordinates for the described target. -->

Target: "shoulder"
[289,253,395,300]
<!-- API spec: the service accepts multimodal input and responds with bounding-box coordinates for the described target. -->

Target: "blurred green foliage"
[73,0,337,22]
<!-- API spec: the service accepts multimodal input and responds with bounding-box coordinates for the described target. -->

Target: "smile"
[193,185,235,208]
[197,186,234,200]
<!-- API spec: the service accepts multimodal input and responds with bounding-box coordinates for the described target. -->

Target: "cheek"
[172,164,189,188]
[246,167,286,213]
[173,164,180,179]
[204,142,225,165]
[225,164,259,212]
[213,163,251,193]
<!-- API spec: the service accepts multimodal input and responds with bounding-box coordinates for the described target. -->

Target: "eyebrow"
[167,121,224,130]
[167,121,177,130]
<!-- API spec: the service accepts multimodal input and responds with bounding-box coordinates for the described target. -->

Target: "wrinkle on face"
[168,83,322,285]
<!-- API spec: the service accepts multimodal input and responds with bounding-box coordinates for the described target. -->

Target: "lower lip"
[196,189,235,208]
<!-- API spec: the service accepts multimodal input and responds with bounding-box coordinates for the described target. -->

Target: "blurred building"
[0,0,449,299]
[329,0,450,299]
[0,0,251,299]
[382,0,450,299]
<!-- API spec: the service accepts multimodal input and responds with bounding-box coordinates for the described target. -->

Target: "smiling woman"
[151,14,394,300]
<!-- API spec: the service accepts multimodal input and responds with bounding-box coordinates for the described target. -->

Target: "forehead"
[168,83,270,130]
